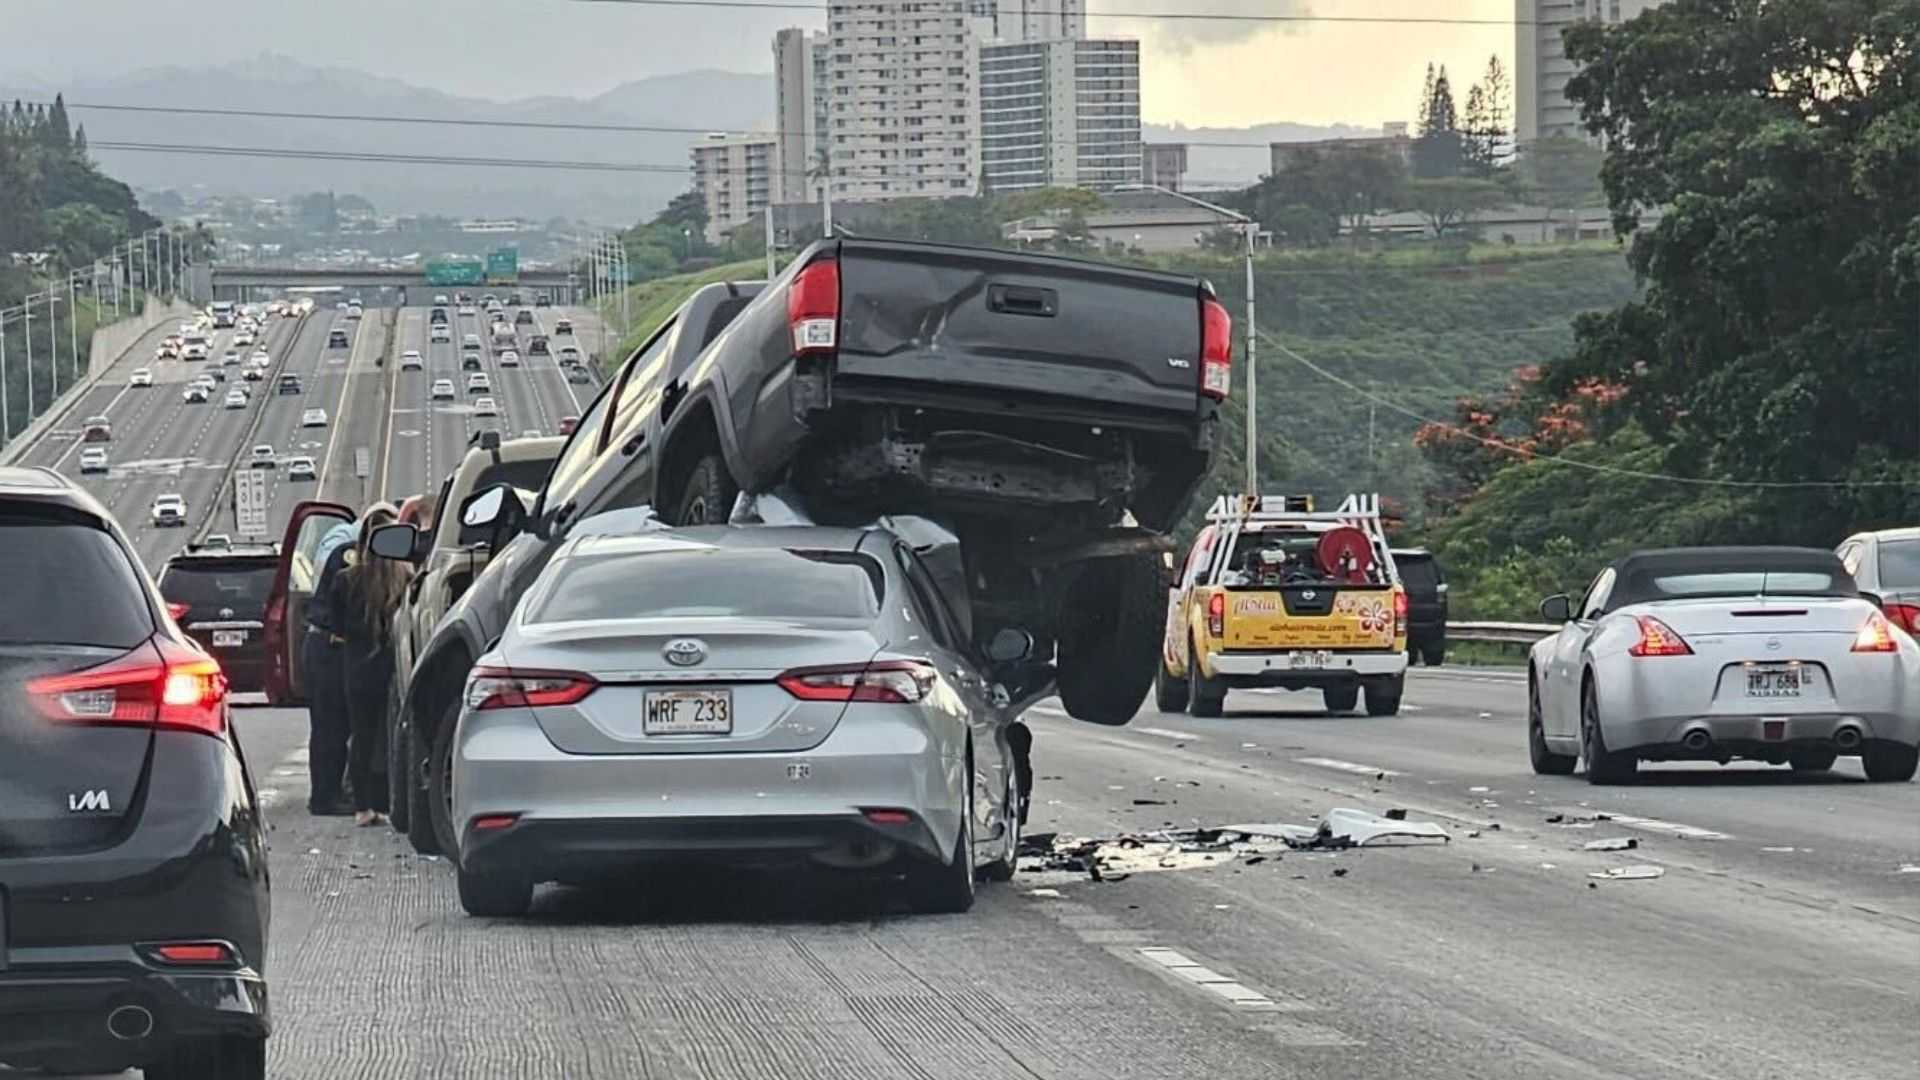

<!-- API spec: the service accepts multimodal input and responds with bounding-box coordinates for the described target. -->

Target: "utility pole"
[23,294,35,422]
[765,204,776,280]
[67,271,80,392]
[1,308,10,446]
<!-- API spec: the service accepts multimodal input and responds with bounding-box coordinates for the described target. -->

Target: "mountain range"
[15,56,1373,224]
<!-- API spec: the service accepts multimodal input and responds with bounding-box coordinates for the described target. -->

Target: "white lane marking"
[1296,756,1402,777]
[316,315,375,495]
[1134,726,1203,742]
[377,308,415,500]
[1600,814,1729,841]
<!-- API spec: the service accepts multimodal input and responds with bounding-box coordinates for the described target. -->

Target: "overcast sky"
[4,0,1512,129]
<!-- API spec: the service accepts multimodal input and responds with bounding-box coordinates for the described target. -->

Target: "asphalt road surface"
[10,301,1917,1079]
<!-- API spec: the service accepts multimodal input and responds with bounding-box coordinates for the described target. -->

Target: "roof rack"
[1201,493,1398,587]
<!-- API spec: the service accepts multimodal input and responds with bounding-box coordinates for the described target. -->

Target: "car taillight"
[1628,615,1693,657]
[1885,603,1920,635]
[1393,590,1409,638]
[1853,611,1899,653]
[166,601,191,622]
[144,941,237,967]
[1200,296,1232,400]
[25,637,228,737]
[465,667,599,710]
[778,660,938,704]
[1206,592,1226,637]
[788,258,839,358]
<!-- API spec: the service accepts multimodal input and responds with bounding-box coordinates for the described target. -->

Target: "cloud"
[1090,0,1316,50]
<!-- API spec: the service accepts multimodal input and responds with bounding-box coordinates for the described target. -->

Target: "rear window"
[1878,540,1920,588]
[1396,555,1440,592]
[0,515,152,648]
[528,549,882,623]
[159,559,276,618]
[1645,571,1848,599]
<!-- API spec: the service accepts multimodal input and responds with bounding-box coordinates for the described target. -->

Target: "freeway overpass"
[199,264,578,300]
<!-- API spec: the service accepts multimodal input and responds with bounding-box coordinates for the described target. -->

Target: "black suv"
[156,541,281,695]
[513,309,533,325]
[1392,548,1448,666]
[0,467,271,1079]
[276,374,302,396]
[430,307,449,326]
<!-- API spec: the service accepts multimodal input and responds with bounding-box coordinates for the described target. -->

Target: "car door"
[1547,568,1615,738]
[263,499,355,704]
[575,318,679,516]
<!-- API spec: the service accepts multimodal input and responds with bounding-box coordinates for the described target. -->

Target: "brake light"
[1206,592,1226,637]
[1393,590,1409,638]
[864,808,913,825]
[166,601,191,622]
[466,667,599,710]
[778,660,937,704]
[1853,611,1899,653]
[1885,603,1920,635]
[25,637,229,736]
[146,941,236,966]
[1200,296,1232,400]
[471,814,520,831]
[788,258,839,357]
[1627,615,1693,657]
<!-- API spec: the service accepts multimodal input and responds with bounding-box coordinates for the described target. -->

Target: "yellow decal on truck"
[1334,593,1394,636]
[1233,595,1280,616]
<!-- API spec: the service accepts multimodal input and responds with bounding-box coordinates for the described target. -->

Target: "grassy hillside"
[595,259,766,364]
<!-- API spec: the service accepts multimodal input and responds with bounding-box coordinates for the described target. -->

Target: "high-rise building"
[979,37,1140,193]
[1142,143,1188,192]
[825,0,981,202]
[967,0,1085,44]
[772,28,828,204]
[1515,0,1665,143]
[689,133,778,241]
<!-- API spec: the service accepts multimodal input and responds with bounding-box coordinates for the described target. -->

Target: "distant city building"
[1142,143,1188,192]
[772,28,829,205]
[823,0,981,202]
[1382,121,1410,138]
[1515,0,1666,143]
[967,0,1086,43]
[689,133,778,241]
[979,38,1140,193]
[1269,135,1415,175]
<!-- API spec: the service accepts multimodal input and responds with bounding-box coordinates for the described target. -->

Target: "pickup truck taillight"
[788,259,839,358]
[1200,296,1232,400]
[1207,592,1226,636]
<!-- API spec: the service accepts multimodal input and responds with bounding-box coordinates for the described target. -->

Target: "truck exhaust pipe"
[1680,728,1712,753]
[1833,725,1863,752]
[106,1004,154,1042]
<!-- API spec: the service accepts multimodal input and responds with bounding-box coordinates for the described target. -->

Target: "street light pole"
[1,308,10,446]
[1118,183,1261,494]
[23,294,36,421]
[68,271,80,391]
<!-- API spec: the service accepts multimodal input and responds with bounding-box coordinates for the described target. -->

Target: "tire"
[1055,555,1161,726]
[1787,748,1838,773]
[1422,642,1446,667]
[1528,673,1576,775]
[1582,680,1637,785]
[385,683,411,835]
[144,1036,266,1080]
[907,765,977,914]
[672,454,737,526]
[1363,675,1404,717]
[978,773,1020,883]
[425,697,461,857]
[1187,636,1226,718]
[1154,660,1189,714]
[1322,685,1359,713]
[1861,741,1919,783]
[457,864,534,918]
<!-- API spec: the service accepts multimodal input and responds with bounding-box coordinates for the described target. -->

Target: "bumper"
[452,710,965,881]
[1205,648,1407,686]
[1599,655,1920,753]
[0,958,267,1071]
[1606,709,1920,756]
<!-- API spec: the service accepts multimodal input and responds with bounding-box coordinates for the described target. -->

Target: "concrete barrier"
[2,294,196,465]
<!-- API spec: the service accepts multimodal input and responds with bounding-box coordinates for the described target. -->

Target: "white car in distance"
[401,350,424,370]
[223,389,248,409]
[431,379,456,401]
[78,447,109,474]
[473,396,499,417]
[286,456,317,481]
[497,350,520,368]
[150,494,187,527]
[249,445,277,469]
[129,368,153,387]
[301,408,329,428]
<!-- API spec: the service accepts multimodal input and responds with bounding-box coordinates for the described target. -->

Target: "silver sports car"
[1529,547,1920,784]
[451,524,1029,917]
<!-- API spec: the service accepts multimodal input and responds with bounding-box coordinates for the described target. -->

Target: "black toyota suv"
[156,541,281,695]
[0,467,271,1079]
[1392,547,1448,666]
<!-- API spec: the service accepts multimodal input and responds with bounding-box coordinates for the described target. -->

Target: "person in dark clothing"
[303,521,359,816]
[329,504,407,827]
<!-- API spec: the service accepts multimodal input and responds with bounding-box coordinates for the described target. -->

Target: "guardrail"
[1447,620,1557,645]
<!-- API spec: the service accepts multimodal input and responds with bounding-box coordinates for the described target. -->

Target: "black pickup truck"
[348,239,1229,854]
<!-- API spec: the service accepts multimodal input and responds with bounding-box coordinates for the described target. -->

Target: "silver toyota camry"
[451,524,1028,917]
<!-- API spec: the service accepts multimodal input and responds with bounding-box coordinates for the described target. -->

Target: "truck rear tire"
[1323,685,1359,713]
[1154,662,1189,714]
[672,454,737,526]
[1055,554,1160,727]
[1363,675,1403,717]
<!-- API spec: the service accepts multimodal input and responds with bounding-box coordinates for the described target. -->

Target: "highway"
[15,298,1916,1080]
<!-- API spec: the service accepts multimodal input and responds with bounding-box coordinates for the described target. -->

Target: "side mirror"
[1539,594,1573,623]
[368,522,421,562]
[1435,582,1449,595]
[460,484,516,530]
[985,627,1035,665]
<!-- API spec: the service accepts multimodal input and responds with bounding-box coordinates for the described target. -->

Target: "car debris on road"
[1588,866,1665,881]
[1016,808,1449,882]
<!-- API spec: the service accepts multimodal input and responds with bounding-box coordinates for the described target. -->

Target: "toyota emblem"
[663,638,706,666]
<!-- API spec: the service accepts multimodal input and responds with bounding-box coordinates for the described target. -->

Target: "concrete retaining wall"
[2,294,197,465]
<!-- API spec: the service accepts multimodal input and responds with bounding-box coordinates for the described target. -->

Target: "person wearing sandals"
[328,503,408,827]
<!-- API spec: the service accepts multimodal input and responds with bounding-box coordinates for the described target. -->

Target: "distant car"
[224,390,248,409]
[156,537,281,695]
[401,349,424,370]
[346,306,363,321]
[277,374,303,395]
[81,416,111,442]
[434,294,449,305]
[250,349,270,365]
[301,408,328,428]
[204,366,226,383]
[481,294,497,306]
[498,350,520,368]
[557,415,579,436]
[233,331,254,348]
[242,366,263,382]
[462,333,481,350]
[1392,548,1448,666]
[459,304,477,316]
[150,493,188,527]
[1837,528,1920,637]
[222,350,241,366]
[430,308,449,326]
[182,343,209,361]
[554,318,573,336]
[467,373,491,394]
[1529,546,1920,784]
[514,309,533,325]
[528,335,550,356]
[182,384,209,404]
[534,292,551,307]
[566,365,593,384]
[558,345,581,363]
[249,445,277,469]
[77,447,109,474]
[462,352,483,372]
[328,328,351,348]
[431,325,452,343]
[473,396,499,417]
[129,368,154,387]
[286,456,317,481]
[431,379,456,400]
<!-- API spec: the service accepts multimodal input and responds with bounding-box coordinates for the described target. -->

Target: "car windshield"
[159,559,275,617]
[1877,540,1920,588]
[0,514,151,647]
[527,549,882,623]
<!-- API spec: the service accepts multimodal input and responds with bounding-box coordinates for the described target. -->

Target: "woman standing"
[330,503,408,827]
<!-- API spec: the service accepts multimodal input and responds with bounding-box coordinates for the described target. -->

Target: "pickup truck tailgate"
[836,239,1210,418]
[1223,586,1399,650]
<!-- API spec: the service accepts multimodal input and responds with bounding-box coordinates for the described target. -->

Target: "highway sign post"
[234,468,269,539]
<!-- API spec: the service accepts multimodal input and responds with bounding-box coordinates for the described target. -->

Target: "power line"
[1258,329,1920,490]
[566,0,1544,27]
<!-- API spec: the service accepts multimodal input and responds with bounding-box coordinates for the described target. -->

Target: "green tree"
[1513,135,1604,239]
[1557,0,1920,489]
[1400,177,1509,238]
[43,203,122,267]
[1412,65,1464,177]
[1461,56,1510,176]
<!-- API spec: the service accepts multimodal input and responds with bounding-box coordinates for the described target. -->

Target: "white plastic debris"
[1320,807,1450,847]
[1025,888,1063,899]
[1588,865,1664,881]
[1583,838,1639,851]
